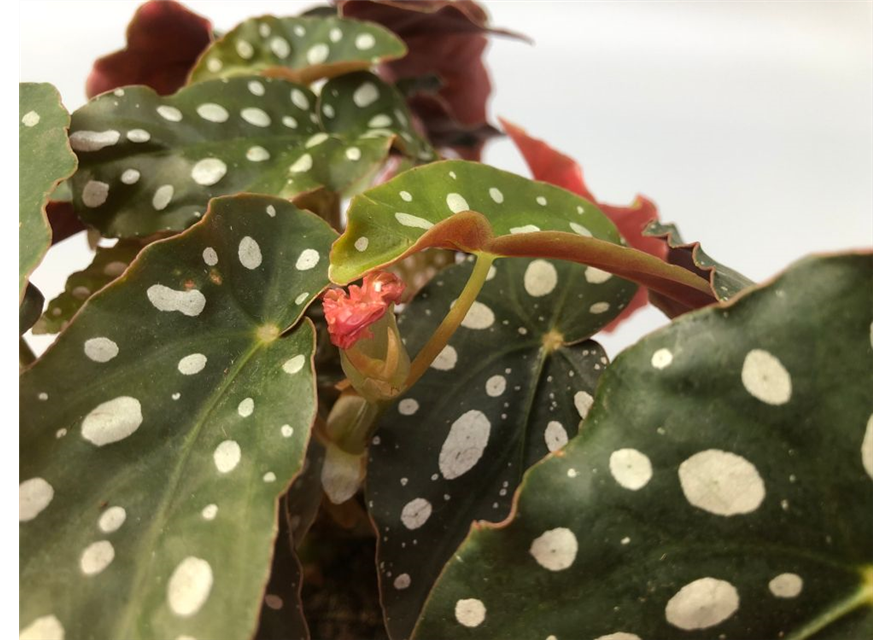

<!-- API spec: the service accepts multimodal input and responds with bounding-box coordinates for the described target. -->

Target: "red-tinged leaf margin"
[500,117,670,331]
[86,0,213,98]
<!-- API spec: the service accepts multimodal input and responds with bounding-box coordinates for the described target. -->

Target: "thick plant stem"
[405,253,496,389]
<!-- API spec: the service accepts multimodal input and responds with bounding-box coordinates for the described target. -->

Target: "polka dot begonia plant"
[19,2,871,639]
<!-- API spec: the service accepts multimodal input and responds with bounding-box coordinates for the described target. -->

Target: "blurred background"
[19,0,872,357]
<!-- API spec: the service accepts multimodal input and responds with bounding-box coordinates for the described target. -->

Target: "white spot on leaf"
[432,345,457,370]
[82,180,109,208]
[238,236,262,270]
[678,449,765,516]
[574,391,593,418]
[202,247,218,266]
[167,556,213,617]
[282,354,306,374]
[178,353,207,375]
[98,506,126,533]
[529,527,578,571]
[82,396,143,446]
[769,573,803,598]
[446,193,469,214]
[394,573,411,589]
[19,477,53,522]
[585,266,612,284]
[523,260,558,297]
[295,249,320,270]
[485,375,506,397]
[399,398,419,415]
[610,449,653,490]
[157,105,182,121]
[191,158,227,186]
[741,349,792,405]
[18,616,64,640]
[353,82,379,107]
[651,348,673,369]
[461,302,495,329]
[401,497,433,529]
[395,212,433,230]
[238,398,254,417]
[84,337,119,363]
[863,415,873,478]
[147,285,205,316]
[197,103,229,123]
[80,540,115,575]
[152,185,174,211]
[665,577,739,630]
[439,410,491,479]
[455,598,486,628]
[70,129,120,151]
[544,421,568,452]
[214,440,241,473]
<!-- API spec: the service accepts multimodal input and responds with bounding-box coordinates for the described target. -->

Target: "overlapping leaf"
[69,73,431,237]
[256,439,325,640]
[33,241,145,335]
[86,0,213,98]
[331,160,715,310]
[340,0,524,159]
[501,118,671,329]
[644,220,754,316]
[367,256,634,639]
[20,195,337,640]
[414,253,872,640]
[20,83,78,300]
[20,283,44,336]
[189,15,406,86]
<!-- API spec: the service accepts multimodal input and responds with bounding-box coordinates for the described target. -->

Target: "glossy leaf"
[69,73,429,237]
[367,256,633,639]
[501,118,670,329]
[20,83,78,300]
[331,160,715,310]
[340,0,525,159]
[189,15,406,86]
[33,241,145,335]
[86,0,213,98]
[415,253,872,640]
[644,220,754,317]
[19,195,337,640]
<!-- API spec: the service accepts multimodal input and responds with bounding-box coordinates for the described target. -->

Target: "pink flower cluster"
[323,271,406,349]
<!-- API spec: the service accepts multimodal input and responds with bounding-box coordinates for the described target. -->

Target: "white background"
[19,0,872,356]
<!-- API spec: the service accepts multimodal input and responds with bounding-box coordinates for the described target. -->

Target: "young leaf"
[413,253,872,640]
[68,74,428,238]
[86,0,213,98]
[367,256,633,639]
[32,240,145,335]
[20,83,78,301]
[331,160,715,310]
[19,195,337,640]
[501,118,671,330]
[644,220,754,316]
[189,15,406,86]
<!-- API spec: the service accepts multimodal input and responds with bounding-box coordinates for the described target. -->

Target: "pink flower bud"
[323,271,406,349]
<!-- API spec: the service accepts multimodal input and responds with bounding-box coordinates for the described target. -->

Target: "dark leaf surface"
[367,256,634,639]
[414,253,872,640]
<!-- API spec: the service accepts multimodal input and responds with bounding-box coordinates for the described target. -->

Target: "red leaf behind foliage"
[86,0,212,98]
[340,0,526,160]
[500,118,668,332]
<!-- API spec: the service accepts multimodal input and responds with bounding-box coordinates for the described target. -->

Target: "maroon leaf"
[340,0,526,160]
[86,0,213,98]
[501,118,670,331]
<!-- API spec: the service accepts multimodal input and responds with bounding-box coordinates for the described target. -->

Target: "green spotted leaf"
[367,256,634,639]
[20,83,78,300]
[19,195,337,640]
[68,74,429,238]
[33,241,145,335]
[331,160,716,311]
[644,220,753,315]
[414,253,872,640]
[189,15,406,86]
